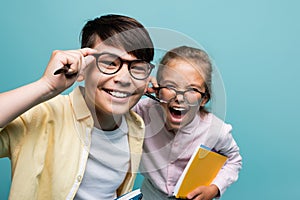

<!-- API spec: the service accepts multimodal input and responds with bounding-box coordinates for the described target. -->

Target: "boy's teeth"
[109,91,129,98]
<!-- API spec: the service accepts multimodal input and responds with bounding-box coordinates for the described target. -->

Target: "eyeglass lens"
[96,53,152,80]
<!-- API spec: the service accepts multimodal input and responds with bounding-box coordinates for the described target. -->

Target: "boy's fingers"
[82,55,95,68]
[76,55,95,82]
[79,47,98,56]
[76,48,97,72]
[53,49,96,78]
[79,55,95,73]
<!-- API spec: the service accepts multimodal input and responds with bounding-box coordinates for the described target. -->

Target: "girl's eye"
[186,87,201,92]
[165,85,176,89]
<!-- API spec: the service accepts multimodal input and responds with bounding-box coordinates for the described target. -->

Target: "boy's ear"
[76,73,85,82]
[143,86,148,94]
[143,77,151,94]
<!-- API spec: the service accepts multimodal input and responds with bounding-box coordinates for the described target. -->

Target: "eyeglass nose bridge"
[113,59,132,77]
[172,90,189,102]
[119,60,146,80]
[102,57,131,76]
[119,59,132,68]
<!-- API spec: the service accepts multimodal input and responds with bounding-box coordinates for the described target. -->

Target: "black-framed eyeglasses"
[93,53,155,80]
[144,86,206,106]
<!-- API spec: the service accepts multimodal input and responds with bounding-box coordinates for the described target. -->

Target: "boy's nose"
[113,63,132,84]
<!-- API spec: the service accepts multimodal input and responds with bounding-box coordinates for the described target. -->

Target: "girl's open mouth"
[169,106,188,119]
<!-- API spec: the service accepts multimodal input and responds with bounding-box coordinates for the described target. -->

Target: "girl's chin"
[165,120,183,133]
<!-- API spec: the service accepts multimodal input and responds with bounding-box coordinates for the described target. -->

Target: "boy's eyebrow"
[94,51,137,60]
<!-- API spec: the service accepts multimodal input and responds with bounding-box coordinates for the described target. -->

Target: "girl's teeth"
[173,107,186,111]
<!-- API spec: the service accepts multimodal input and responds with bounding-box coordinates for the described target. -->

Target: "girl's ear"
[200,96,209,107]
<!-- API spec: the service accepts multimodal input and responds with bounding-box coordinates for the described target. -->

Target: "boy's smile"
[105,89,132,98]
[101,86,139,105]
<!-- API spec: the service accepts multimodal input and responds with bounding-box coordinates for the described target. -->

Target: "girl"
[134,46,242,200]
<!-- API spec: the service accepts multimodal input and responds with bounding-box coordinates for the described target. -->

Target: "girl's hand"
[186,185,219,200]
[147,76,159,93]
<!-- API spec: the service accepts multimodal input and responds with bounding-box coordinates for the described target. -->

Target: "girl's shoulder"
[201,113,233,140]
[201,113,231,127]
[133,98,160,113]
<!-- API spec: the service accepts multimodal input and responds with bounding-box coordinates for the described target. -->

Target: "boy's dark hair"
[80,14,154,62]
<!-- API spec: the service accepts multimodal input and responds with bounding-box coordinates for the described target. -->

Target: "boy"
[0,14,154,199]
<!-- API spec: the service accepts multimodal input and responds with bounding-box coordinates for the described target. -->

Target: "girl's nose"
[174,93,185,103]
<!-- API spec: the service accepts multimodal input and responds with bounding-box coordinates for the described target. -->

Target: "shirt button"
[77,175,82,182]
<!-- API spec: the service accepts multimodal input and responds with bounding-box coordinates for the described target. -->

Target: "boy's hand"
[186,185,219,200]
[41,48,97,95]
[0,48,96,127]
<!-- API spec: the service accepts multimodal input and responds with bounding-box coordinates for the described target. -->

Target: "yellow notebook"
[173,145,227,198]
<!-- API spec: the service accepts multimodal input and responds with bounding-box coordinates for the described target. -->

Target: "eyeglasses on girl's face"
[145,86,206,106]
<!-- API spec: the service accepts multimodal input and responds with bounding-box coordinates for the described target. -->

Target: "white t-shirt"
[74,116,130,200]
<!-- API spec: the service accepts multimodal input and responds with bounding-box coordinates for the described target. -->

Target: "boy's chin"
[107,105,131,115]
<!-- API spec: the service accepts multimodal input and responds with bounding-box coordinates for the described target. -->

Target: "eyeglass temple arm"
[144,92,161,103]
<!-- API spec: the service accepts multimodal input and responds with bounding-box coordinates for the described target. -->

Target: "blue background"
[1,0,300,199]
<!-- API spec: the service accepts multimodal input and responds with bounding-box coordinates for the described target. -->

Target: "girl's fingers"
[149,76,159,88]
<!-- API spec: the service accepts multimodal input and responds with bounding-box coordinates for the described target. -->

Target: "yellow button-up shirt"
[0,87,145,200]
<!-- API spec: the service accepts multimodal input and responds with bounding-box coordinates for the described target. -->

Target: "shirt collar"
[69,86,92,121]
[174,112,203,135]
